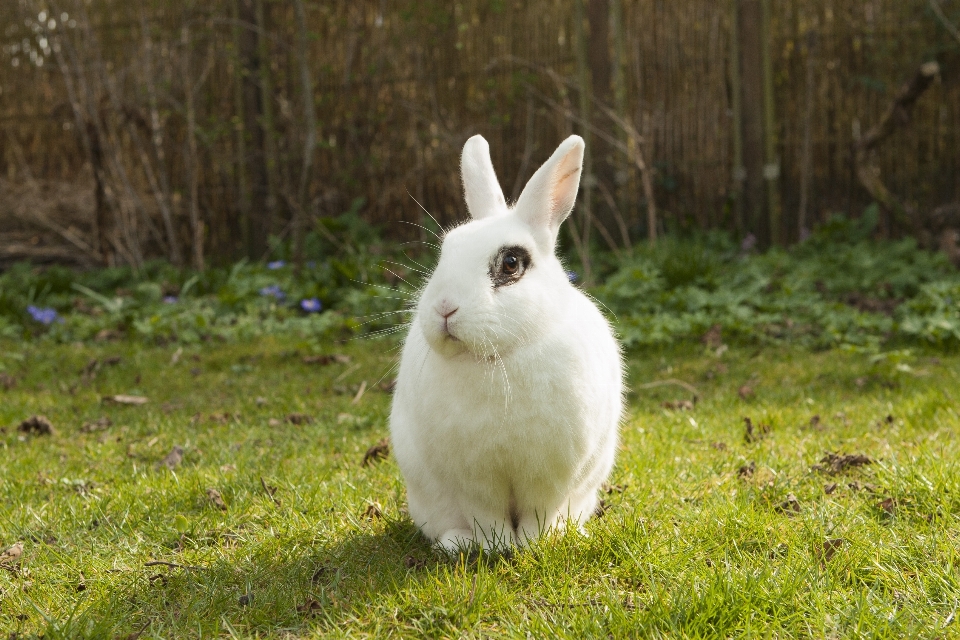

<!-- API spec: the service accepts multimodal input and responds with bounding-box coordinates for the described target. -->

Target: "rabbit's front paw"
[437,528,477,554]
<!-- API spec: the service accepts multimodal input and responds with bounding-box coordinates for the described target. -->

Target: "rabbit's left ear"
[514,135,584,239]
[461,135,506,220]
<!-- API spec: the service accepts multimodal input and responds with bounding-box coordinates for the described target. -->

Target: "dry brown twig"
[490,56,658,248]
[930,0,960,47]
[854,61,940,229]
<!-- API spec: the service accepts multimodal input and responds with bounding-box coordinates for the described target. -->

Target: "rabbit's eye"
[490,246,531,288]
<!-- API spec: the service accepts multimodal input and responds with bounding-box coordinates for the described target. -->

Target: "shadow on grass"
[38,519,456,639]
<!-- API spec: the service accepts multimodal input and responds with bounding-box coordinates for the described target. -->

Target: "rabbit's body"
[390,135,622,551]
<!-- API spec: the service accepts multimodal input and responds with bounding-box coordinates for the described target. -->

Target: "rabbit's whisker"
[381,260,431,278]
[380,268,419,290]
[405,190,446,237]
[399,219,444,244]
[356,324,410,340]
[355,309,415,323]
[399,239,440,252]
[582,291,619,322]
[372,359,402,391]
[350,280,420,299]
[402,253,436,274]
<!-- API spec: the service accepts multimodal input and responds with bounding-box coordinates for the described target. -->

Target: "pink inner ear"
[551,165,581,216]
[547,152,582,223]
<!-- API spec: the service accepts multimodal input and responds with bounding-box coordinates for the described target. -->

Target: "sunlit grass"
[1,337,959,638]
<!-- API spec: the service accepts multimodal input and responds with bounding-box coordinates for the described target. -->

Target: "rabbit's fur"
[390,135,623,552]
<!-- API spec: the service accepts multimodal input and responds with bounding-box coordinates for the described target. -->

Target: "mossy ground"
[1,336,959,638]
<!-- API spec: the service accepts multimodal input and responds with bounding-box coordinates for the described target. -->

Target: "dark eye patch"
[489,246,532,288]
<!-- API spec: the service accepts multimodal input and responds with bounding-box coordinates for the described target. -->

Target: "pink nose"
[436,301,458,319]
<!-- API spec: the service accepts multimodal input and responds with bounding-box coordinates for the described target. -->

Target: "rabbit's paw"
[437,528,477,554]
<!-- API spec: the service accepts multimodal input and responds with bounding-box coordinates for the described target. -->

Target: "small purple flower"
[300,298,322,313]
[27,305,60,325]
[163,296,178,304]
[259,285,285,300]
[566,271,579,283]
[267,260,286,270]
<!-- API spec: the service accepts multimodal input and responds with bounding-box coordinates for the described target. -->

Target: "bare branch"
[930,0,960,47]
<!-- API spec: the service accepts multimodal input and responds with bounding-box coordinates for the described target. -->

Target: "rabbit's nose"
[436,301,459,318]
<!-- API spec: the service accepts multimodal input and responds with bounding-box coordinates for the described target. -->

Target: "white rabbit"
[390,134,623,552]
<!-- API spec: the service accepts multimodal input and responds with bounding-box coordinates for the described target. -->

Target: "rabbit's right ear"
[461,135,506,220]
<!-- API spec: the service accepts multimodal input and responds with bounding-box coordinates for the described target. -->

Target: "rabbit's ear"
[515,135,584,239]
[461,135,506,220]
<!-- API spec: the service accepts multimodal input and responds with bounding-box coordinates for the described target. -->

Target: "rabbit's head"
[416,135,584,359]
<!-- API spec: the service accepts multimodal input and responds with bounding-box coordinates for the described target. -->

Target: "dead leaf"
[404,555,427,570]
[267,418,281,427]
[312,565,333,583]
[302,354,351,365]
[206,488,227,510]
[878,497,896,514]
[170,347,183,365]
[737,462,756,479]
[603,483,628,495]
[808,414,822,430]
[297,598,323,616]
[0,373,17,390]
[0,541,23,566]
[738,384,755,400]
[361,438,390,467]
[220,464,236,473]
[661,399,695,411]
[260,477,281,506]
[594,499,610,518]
[103,395,148,405]
[238,592,253,606]
[813,452,873,474]
[158,445,184,470]
[80,417,112,433]
[350,380,368,405]
[701,324,723,349]
[18,415,55,436]
[820,538,845,561]
[379,378,397,393]
[743,417,770,443]
[362,502,383,521]
[775,493,801,515]
[710,441,728,451]
[80,358,101,379]
[824,483,838,495]
[286,413,313,425]
[95,328,121,342]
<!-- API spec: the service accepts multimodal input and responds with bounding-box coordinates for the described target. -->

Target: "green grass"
[2,336,960,638]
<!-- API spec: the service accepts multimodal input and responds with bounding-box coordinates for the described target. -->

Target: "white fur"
[390,134,623,552]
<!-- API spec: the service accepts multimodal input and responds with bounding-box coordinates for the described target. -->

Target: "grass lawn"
[2,336,959,638]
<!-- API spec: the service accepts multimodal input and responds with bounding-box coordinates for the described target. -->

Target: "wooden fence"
[0,0,957,265]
